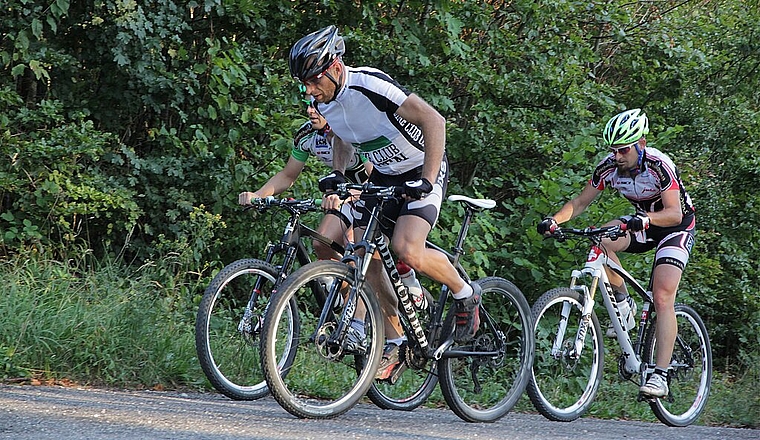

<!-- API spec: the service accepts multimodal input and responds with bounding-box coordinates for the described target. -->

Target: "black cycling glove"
[537,217,558,235]
[621,214,650,232]
[402,178,433,200]
[318,170,346,192]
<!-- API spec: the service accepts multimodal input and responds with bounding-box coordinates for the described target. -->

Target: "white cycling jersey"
[590,146,697,269]
[291,121,367,184]
[314,66,426,175]
[590,146,695,225]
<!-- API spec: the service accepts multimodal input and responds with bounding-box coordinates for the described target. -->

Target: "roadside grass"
[1,254,757,428]
[0,253,206,389]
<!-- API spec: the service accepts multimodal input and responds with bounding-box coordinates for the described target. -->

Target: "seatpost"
[451,205,475,265]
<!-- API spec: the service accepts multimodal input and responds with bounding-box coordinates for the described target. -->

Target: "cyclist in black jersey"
[239,99,372,261]
[289,25,482,380]
[538,109,696,399]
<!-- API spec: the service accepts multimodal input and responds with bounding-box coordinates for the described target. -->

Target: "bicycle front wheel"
[260,260,384,419]
[438,277,534,422]
[528,287,604,422]
[643,303,712,427]
[195,259,295,400]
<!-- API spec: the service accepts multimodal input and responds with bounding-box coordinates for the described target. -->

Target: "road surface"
[0,385,755,440]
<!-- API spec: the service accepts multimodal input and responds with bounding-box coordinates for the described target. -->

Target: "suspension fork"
[317,203,384,349]
[241,226,301,334]
[556,272,599,359]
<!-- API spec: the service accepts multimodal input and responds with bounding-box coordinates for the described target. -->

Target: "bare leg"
[651,264,682,369]
[366,253,404,339]
[600,220,632,292]
[351,226,403,340]
[391,215,466,293]
[314,213,349,261]
[315,214,370,329]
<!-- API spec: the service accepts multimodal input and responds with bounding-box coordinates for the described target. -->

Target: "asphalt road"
[0,385,755,440]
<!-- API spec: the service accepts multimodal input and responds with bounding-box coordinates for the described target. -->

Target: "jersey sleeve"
[290,121,313,163]
[589,156,616,190]
[652,159,680,191]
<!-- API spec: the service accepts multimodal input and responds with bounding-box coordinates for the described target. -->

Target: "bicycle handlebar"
[548,225,628,242]
[327,183,405,200]
[243,197,322,214]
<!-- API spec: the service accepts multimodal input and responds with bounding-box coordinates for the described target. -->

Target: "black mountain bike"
[195,197,343,400]
[260,183,534,421]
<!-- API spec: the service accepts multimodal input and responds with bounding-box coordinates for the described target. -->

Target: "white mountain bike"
[528,224,711,427]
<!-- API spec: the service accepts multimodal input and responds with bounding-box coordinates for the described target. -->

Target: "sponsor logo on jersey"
[369,143,409,166]
[393,114,425,147]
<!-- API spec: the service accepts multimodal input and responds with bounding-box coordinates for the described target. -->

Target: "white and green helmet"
[602,108,649,146]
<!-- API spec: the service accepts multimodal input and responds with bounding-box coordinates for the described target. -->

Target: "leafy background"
[1,0,758,426]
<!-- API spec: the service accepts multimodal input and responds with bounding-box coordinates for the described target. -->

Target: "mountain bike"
[527,225,711,427]
[260,183,534,421]
[195,197,343,400]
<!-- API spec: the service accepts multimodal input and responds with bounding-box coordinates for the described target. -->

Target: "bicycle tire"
[366,288,439,411]
[643,303,712,427]
[260,260,384,419]
[527,287,604,422]
[195,258,298,400]
[438,277,534,422]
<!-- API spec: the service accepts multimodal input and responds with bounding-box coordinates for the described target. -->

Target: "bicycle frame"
[260,204,343,284]
[324,184,500,361]
[242,199,344,328]
[563,242,656,378]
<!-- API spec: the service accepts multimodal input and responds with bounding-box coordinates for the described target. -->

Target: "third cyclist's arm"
[328,133,353,175]
[646,189,683,227]
[238,156,304,205]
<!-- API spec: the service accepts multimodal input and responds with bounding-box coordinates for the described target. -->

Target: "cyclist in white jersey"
[289,25,482,380]
[238,100,371,261]
[538,109,696,399]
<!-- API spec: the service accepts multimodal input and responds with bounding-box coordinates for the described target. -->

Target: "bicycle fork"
[559,272,598,360]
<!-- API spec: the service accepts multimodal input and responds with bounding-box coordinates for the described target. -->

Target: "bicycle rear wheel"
[527,287,603,421]
[260,260,384,419]
[366,288,438,411]
[643,303,712,427]
[438,277,533,422]
[195,259,295,400]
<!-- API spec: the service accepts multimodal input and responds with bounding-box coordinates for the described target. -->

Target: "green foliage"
[0,0,758,420]
[0,88,142,257]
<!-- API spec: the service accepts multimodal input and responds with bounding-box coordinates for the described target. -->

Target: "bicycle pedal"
[380,362,409,385]
[637,392,659,403]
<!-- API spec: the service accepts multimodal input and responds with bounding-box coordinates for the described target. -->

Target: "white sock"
[386,337,406,346]
[350,318,365,334]
[452,283,473,300]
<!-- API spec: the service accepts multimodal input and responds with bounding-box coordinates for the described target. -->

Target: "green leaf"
[11,64,26,77]
[31,18,43,39]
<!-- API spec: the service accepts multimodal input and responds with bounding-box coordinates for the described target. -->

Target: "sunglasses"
[610,143,635,155]
[298,84,312,105]
[301,58,339,86]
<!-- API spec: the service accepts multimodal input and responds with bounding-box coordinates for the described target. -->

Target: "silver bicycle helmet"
[602,108,649,146]
[289,25,345,82]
